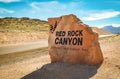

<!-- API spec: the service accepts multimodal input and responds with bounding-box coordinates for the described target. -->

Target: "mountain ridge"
[91,27,111,35]
[102,25,120,34]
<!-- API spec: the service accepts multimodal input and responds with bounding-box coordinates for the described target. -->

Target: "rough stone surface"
[48,14,103,65]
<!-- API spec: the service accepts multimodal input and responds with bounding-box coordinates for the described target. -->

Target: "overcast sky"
[0,0,120,27]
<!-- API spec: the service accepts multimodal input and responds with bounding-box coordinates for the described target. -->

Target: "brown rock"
[48,14,103,65]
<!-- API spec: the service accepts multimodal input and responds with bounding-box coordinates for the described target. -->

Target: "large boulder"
[48,14,103,65]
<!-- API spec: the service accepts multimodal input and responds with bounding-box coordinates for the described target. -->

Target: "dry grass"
[0,47,48,65]
[99,34,120,42]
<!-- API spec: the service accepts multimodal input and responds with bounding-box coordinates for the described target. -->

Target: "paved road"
[0,40,48,55]
[0,34,115,55]
[99,34,114,38]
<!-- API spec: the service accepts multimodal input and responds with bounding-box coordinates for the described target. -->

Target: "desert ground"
[0,34,120,79]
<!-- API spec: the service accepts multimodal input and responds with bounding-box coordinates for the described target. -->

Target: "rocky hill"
[0,17,49,32]
[0,17,49,45]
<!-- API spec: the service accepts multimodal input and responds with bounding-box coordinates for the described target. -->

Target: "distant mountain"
[91,27,111,35]
[102,26,120,34]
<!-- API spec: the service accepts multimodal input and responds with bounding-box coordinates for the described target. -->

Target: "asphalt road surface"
[0,40,48,55]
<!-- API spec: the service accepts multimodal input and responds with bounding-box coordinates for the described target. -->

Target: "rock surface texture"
[48,14,103,65]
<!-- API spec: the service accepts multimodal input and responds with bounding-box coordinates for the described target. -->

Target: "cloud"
[30,2,40,10]
[82,11,120,21]
[30,1,79,13]
[0,16,3,18]
[111,24,120,27]
[99,24,120,28]
[0,0,20,3]
[29,1,81,20]
[0,8,14,13]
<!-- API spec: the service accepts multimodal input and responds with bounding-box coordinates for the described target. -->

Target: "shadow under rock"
[21,62,102,79]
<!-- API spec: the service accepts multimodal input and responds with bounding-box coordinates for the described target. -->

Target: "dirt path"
[0,35,120,79]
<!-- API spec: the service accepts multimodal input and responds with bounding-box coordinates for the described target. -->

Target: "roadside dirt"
[0,35,120,79]
[0,32,48,45]
[0,55,50,79]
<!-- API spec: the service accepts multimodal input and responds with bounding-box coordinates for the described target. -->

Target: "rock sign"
[48,14,103,65]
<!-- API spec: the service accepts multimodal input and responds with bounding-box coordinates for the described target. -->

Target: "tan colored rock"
[48,14,103,65]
